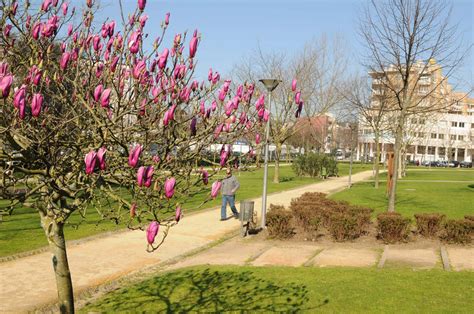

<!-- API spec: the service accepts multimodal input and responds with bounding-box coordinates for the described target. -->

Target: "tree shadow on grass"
[84,268,326,312]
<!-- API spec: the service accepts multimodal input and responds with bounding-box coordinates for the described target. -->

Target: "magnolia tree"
[0,0,265,312]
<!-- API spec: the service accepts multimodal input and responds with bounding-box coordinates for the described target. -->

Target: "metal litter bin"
[240,200,255,237]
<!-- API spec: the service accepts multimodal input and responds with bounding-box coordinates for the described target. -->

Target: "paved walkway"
[0,171,373,313]
[168,237,474,271]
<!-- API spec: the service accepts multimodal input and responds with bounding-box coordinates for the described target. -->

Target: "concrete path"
[0,171,373,313]
[168,237,473,271]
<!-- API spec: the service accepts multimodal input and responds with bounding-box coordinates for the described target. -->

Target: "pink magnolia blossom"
[214,123,224,139]
[256,133,261,145]
[175,206,182,222]
[255,94,265,110]
[164,177,176,199]
[295,91,301,104]
[158,48,169,69]
[263,110,270,122]
[3,25,12,38]
[139,15,148,28]
[110,56,119,72]
[146,221,159,245]
[189,36,198,58]
[211,181,221,199]
[93,84,103,102]
[211,100,217,111]
[11,2,18,15]
[137,166,154,187]
[220,150,228,167]
[13,85,26,119]
[202,169,209,185]
[32,22,41,40]
[86,0,93,8]
[164,12,170,25]
[41,0,52,11]
[62,2,68,15]
[292,78,297,92]
[100,88,111,108]
[128,31,141,54]
[138,0,146,11]
[97,147,106,170]
[0,75,13,98]
[84,151,97,175]
[132,60,146,79]
[60,52,71,70]
[31,93,43,117]
[128,144,142,168]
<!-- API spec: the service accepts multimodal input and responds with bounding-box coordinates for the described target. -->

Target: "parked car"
[437,161,448,167]
[460,161,473,168]
[448,160,460,167]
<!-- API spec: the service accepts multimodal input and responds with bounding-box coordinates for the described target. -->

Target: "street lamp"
[259,78,281,229]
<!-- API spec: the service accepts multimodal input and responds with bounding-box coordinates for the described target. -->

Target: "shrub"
[376,212,411,243]
[464,215,474,222]
[266,206,294,239]
[292,205,321,234]
[443,219,474,244]
[414,213,446,237]
[291,153,338,178]
[328,206,372,241]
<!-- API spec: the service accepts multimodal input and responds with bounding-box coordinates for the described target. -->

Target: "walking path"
[0,171,372,313]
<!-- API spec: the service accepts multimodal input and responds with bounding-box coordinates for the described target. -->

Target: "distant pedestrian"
[220,168,240,220]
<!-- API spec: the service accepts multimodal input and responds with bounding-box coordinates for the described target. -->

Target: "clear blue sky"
[88,0,472,89]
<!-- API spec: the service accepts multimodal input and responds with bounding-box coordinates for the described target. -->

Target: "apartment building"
[357,59,474,163]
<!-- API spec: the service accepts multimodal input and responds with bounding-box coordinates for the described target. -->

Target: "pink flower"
[97,147,106,170]
[128,31,142,54]
[32,22,41,40]
[214,124,224,139]
[211,100,217,111]
[31,93,43,117]
[175,206,182,222]
[137,166,154,187]
[86,0,93,8]
[139,15,148,28]
[130,203,137,218]
[263,110,270,122]
[60,52,71,70]
[256,133,261,145]
[152,155,160,163]
[133,60,146,79]
[146,221,159,245]
[100,88,111,108]
[164,177,176,199]
[41,0,52,11]
[3,25,12,38]
[255,94,265,110]
[158,48,169,70]
[0,75,13,98]
[190,117,197,136]
[163,105,176,126]
[164,12,170,25]
[62,2,68,15]
[138,0,146,11]
[110,56,119,72]
[292,78,297,92]
[211,181,221,199]
[220,150,228,167]
[295,91,301,104]
[84,151,97,175]
[128,144,142,168]
[13,85,26,119]
[189,36,198,58]
[93,84,103,102]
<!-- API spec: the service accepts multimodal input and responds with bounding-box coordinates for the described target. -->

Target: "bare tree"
[360,0,470,211]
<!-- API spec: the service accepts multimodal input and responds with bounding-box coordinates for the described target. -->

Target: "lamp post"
[259,79,281,229]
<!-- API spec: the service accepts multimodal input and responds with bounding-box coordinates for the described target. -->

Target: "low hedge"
[266,205,294,239]
[414,213,445,238]
[443,219,474,244]
[376,212,411,243]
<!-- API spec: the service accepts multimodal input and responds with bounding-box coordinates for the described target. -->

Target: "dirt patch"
[251,244,319,267]
[313,248,379,267]
[447,247,474,271]
[384,248,440,269]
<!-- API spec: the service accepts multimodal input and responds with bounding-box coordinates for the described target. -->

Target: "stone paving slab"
[251,245,319,267]
[313,248,379,267]
[384,248,439,269]
[447,248,474,271]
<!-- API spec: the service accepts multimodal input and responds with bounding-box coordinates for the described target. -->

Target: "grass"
[331,168,474,219]
[81,265,474,313]
[0,163,371,257]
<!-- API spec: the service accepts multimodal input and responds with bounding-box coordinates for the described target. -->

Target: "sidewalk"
[0,171,373,313]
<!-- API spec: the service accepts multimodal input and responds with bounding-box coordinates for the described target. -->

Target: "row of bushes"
[377,212,474,244]
[267,192,373,242]
[267,193,474,244]
[292,153,338,178]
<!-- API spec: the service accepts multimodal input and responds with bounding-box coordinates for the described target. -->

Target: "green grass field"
[0,163,372,257]
[331,168,474,218]
[81,265,474,313]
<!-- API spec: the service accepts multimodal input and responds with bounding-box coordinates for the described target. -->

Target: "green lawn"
[331,168,474,218]
[0,163,371,257]
[81,265,474,313]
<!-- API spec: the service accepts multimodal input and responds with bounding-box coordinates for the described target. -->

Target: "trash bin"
[240,200,254,237]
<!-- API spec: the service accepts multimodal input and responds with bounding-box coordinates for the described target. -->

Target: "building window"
[417,146,426,154]
[431,133,437,139]
[438,147,446,155]
[419,119,425,125]
[427,146,436,155]
[471,123,474,129]
[451,121,458,127]
[418,132,425,138]
[458,135,464,141]
[459,122,465,128]
[438,134,444,139]
[450,134,456,140]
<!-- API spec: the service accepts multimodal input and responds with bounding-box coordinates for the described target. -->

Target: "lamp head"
[259,79,281,92]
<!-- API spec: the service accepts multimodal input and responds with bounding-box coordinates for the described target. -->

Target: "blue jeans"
[221,195,239,219]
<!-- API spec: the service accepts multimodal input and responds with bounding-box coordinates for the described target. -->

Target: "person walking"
[220,168,240,220]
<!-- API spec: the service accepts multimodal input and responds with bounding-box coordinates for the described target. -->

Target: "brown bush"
[443,219,474,244]
[464,215,474,222]
[266,206,294,239]
[292,205,321,234]
[328,206,372,241]
[414,213,446,237]
[376,212,411,243]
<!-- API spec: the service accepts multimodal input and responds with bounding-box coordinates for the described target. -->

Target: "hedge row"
[267,193,474,244]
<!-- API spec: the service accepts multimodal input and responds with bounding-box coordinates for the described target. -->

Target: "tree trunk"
[388,117,405,212]
[286,144,290,164]
[374,135,380,189]
[273,142,282,183]
[40,212,75,314]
